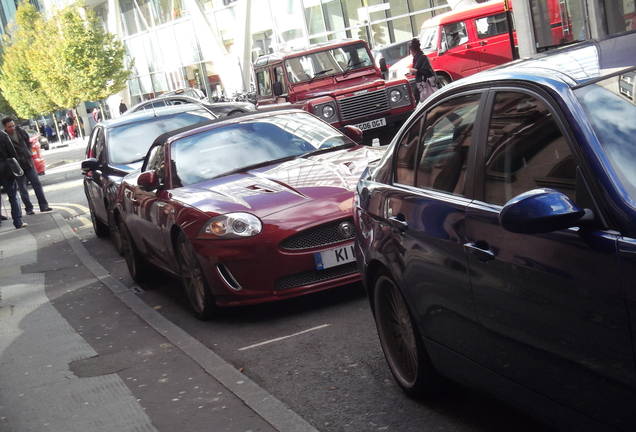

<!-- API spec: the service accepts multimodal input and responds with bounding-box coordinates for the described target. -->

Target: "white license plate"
[352,118,386,131]
[314,243,356,270]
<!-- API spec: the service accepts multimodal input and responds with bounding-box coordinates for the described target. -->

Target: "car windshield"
[25,129,38,137]
[574,71,636,202]
[284,42,374,83]
[419,26,438,54]
[171,112,353,186]
[108,109,215,165]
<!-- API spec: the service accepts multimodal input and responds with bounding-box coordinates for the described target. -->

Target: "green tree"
[0,3,57,118]
[32,4,131,108]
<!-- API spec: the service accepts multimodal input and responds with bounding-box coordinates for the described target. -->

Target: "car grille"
[338,90,390,122]
[275,262,359,291]
[280,218,356,250]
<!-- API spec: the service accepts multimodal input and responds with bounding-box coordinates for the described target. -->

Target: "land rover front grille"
[280,218,356,250]
[338,90,390,122]
[275,262,359,291]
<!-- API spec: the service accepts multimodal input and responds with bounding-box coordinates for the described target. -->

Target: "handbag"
[417,76,438,103]
[6,157,24,178]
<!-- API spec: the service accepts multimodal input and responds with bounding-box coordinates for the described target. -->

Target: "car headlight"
[389,89,402,103]
[198,212,262,239]
[322,105,335,119]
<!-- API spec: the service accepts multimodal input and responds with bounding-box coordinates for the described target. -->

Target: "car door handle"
[463,242,495,262]
[388,216,409,232]
[480,41,486,46]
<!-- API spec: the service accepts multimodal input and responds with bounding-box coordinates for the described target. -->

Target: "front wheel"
[436,74,451,88]
[177,232,217,320]
[373,270,437,398]
[119,220,151,283]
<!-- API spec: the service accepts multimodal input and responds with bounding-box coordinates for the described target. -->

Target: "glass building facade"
[98,0,451,105]
[25,0,636,107]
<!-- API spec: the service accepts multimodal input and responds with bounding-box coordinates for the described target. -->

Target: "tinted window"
[484,92,575,205]
[394,93,480,196]
[416,94,480,195]
[107,109,215,165]
[475,13,510,38]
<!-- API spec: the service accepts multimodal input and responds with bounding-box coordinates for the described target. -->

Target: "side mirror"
[499,188,592,234]
[138,170,160,191]
[81,158,99,172]
[273,81,283,97]
[343,125,363,144]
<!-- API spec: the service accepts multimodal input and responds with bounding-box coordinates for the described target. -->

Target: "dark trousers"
[0,177,23,227]
[16,166,49,213]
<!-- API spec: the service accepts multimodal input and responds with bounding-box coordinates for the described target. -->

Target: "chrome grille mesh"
[338,90,390,122]
[275,262,359,291]
[280,218,356,250]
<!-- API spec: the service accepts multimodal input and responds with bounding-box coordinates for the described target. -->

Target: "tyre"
[436,74,451,87]
[108,209,123,255]
[119,220,151,283]
[373,270,437,398]
[177,232,217,320]
[90,205,109,238]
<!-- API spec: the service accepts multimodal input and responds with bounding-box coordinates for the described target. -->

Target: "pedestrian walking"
[2,117,52,216]
[45,124,53,143]
[0,121,27,229]
[119,99,128,115]
[408,38,438,104]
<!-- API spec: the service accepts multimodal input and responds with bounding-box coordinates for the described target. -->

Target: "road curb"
[51,212,319,432]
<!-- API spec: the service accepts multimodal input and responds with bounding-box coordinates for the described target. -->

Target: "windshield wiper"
[213,155,298,179]
[301,142,355,158]
[309,69,333,82]
[343,61,367,77]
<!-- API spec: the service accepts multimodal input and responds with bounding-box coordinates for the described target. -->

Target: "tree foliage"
[0,3,56,118]
[0,1,131,117]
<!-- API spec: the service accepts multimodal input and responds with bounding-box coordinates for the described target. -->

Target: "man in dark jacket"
[0,121,26,228]
[2,117,52,217]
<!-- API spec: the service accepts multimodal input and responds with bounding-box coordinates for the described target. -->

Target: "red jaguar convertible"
[114,109,384,319]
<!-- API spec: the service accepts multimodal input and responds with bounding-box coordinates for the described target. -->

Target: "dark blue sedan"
[354,30,636,432]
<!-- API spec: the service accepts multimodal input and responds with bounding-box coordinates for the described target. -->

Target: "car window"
[94,128,106,163]
[475,13,511,38]
[395,94,481,196]
[257,69,272,96]
[87,127,101,158]
[483,91,576,206]
[575,71,636,202]
[442,21,469,50]
[274,66,287,94]
[170,112,352,186]
[416,95,480,195]
[107,109,215,165]
[146,145,167,184]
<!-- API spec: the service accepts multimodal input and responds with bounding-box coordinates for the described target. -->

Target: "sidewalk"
[0,212,318,432]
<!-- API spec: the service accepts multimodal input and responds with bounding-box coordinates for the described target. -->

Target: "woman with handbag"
[408,38,438,104]
[0,126,26,229]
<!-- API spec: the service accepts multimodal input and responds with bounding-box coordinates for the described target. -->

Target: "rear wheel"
[373,270,437,398]
[108,210,123,255]
[177,232,217,320]
[89,204,109,238]
[119,220,151,283]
